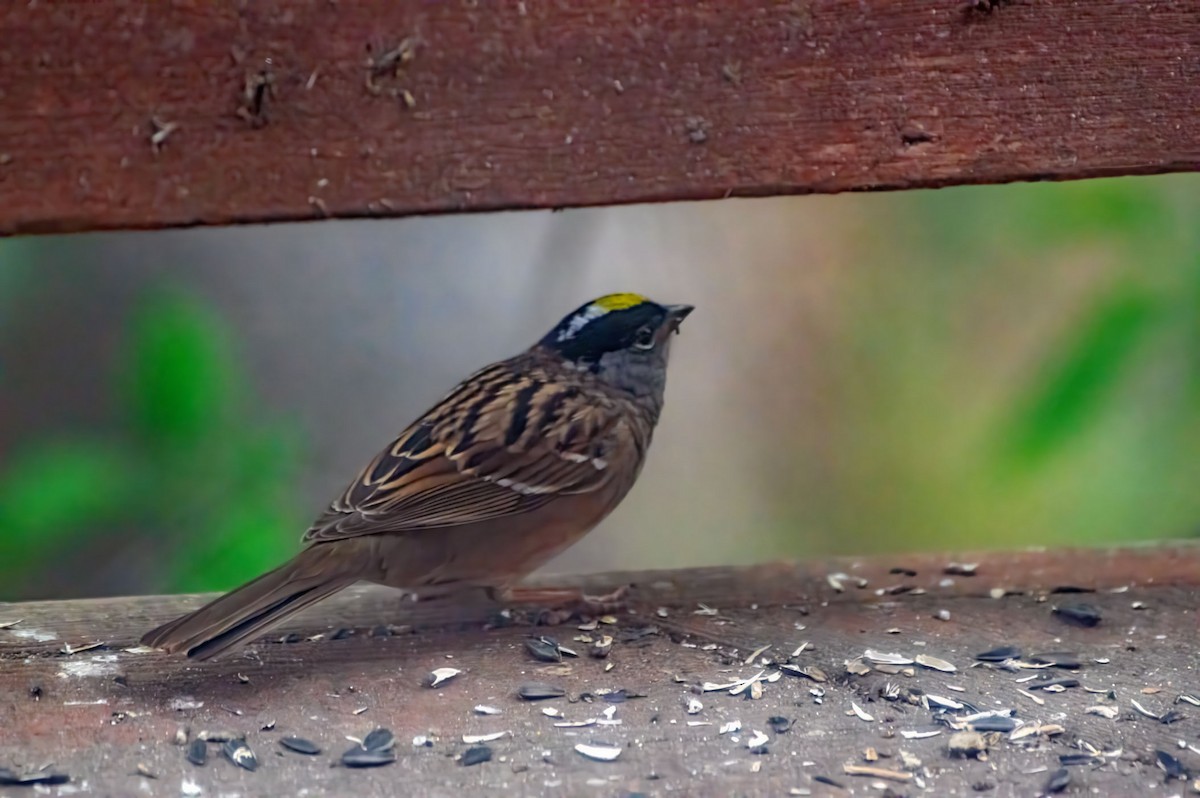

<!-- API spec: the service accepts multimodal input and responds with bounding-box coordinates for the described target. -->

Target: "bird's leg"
[488,584,631,626]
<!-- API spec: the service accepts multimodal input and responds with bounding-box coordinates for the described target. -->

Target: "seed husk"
[279,736,321,755]
[517,682,566,700]
[1044,768,1071,793]
[362,727,395,752]
[974,645,1022,662]
[221,739,257,771]
[1052,603,1102,628]
[0,768,70,787]
[460,745,493,766]
[186,738,208,766]
[341,746,396,768]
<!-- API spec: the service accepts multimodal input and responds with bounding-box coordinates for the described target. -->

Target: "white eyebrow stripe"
[557,304,608,342]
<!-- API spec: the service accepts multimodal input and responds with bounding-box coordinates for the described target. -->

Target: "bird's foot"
[487,584,631,626]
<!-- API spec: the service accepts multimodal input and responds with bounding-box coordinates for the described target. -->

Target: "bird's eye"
[633,325,655,350]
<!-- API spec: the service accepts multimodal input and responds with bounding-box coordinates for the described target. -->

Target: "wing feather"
[303,359,639,544]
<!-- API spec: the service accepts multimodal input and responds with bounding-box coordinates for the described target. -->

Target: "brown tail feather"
[141,550,355,661]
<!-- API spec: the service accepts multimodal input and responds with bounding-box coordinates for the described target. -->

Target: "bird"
[141,293,693,660]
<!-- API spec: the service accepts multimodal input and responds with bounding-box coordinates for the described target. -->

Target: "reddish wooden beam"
[1,1,1198,236]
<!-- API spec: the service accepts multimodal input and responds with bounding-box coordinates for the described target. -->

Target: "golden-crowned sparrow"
[142,293,693,659]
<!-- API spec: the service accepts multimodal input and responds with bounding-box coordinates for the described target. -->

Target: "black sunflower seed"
[0,767,71,787]
[341,746,396,768]
[460,745,493,766]
[1156,749,1189,779]
[1059,753,1099,767]
[1030,651,1082,669]
[524,637,563,663]
[974,645,1022,662]
[1052,603,1102,628]
[1160,709,1186,725]
[1044,767,1071,793]
[362,728,395,752]
[517,682,566,700]
[186,738,208,766]
[279,736,321,755]
[767,716,792,734]
[222,738,258,771]
[1030,677,1080,690]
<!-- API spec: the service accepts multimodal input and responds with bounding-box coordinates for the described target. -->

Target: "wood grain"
[1,1,1197,236]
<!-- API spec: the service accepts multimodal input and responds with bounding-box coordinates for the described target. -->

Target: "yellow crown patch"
[593,293,647,312]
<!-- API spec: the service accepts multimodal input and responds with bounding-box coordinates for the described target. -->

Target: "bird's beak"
[665,304,694,334]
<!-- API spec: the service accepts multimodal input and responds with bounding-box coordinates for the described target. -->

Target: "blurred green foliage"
[811,175,1200,554]
[0,286,306,598]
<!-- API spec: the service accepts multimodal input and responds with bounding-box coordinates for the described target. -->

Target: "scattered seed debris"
[1156,749,1188,780]
[915,654,957,673]
[1052,603,1102,628]
[574,743,622,761]
[901,729,942,740]
[1086,705,1119,719]
[474,704,502,715]
[0,767,70,786]
[0,619,24,630]
[843,764,912,783]
[1029,677,1080,691]
[686,697,703,715]
[746,729,770,752]
[425,667,461,688]
[280,736,320,755]
[944,562,978,576]
[186,738,207,766]
[864,650,914,666]
[590,635,613,659]
[1017,689,1045,706]
[1044,767,1071,793]
[362,728,395,753]
[694,603,720,616]
[460,745,492,766]
[845,659,872,677]
[850,703,874,722]
[780,663,827,683]
[462,731,508,744]
[768,716,793,734]
[719,720,742,735]
[969,716,1016,733]
[221,739,257,771]
[1131,699,1161,720]
[947,731,988,759]
[518,682,566,701]
[197,730,239,743]
[341,746,396,768]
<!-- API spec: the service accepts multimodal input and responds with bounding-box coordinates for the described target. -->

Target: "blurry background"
[2,175,1198,601]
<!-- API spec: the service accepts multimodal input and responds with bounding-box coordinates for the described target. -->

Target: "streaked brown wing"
[302,361,632,544]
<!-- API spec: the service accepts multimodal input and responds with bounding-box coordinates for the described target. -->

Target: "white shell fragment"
[686,697,703,715]
[719,720,742,735]
[864,650,914,666]
[574,743,622,762]
[426,667,461,688]
[473,705,502,716]
[745,730,769,749]
[851,702,875,722]
[915,654,957,673]
[461,731,509,744]
[901,729,942,740]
